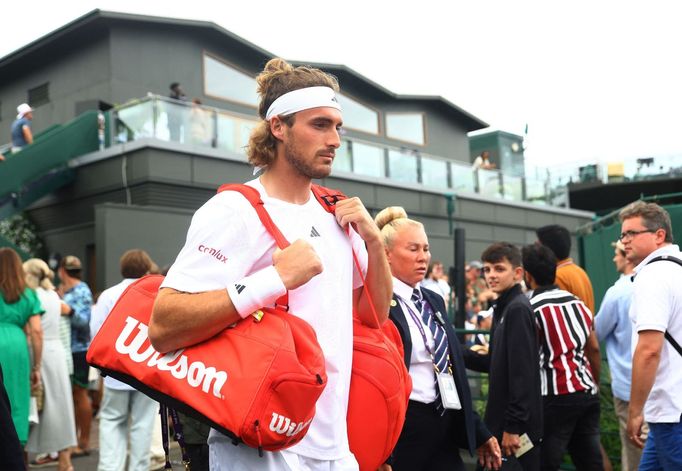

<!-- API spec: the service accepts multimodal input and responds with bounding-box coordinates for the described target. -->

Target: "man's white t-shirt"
[629,244,682,423]
[161,178,368,461]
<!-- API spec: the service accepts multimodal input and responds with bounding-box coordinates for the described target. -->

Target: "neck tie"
[412,288,450,413]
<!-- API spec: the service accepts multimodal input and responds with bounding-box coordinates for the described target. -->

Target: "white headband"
[265,86,341,121]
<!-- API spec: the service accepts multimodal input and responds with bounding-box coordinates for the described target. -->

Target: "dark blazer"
[389,286,492,456]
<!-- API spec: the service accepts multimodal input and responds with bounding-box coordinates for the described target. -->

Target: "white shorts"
[208,441,358,471]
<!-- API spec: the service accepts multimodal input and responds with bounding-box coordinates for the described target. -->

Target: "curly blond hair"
[374,206,424,249]
[246,58,340,168]
[23,258,56,291]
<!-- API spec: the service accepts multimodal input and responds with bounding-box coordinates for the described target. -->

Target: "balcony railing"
[108,95,564,206]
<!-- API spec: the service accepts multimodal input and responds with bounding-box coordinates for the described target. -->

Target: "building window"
[203,53,258,107]
[386,112,425,146]
[336,93,379,134]
[334,140,353,172]
[28,83,50,107]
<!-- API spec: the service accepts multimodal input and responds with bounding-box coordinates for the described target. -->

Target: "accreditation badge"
[437,372,462,410]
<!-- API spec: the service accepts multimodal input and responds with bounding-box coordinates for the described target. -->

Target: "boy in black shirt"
[465,242,542,470]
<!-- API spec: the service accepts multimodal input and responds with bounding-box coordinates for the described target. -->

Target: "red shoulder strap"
[217,183,290,308]
[217,184,289,250]
[312,184,382,328]
[311,184,347,214]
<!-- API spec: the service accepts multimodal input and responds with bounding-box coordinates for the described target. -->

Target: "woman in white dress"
[24,259,77,471]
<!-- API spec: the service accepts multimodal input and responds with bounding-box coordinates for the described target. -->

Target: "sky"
[3,1,682,170]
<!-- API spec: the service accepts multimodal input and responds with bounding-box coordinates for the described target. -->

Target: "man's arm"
[149,287,241,353]
[627,330,664,448]
[27,315,43,390]
[461,347,491,372]
[584,330,601,385]
[22,125,33,145]
[67,291,92,329]
[149,239,322,353]
[594,288,617,341]
[335,197,392,327]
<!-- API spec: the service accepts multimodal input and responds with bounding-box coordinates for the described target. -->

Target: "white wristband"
[227,266,287,319]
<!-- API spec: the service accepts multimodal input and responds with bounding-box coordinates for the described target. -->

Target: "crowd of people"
[1,58,680,471]
[0,249,169,471]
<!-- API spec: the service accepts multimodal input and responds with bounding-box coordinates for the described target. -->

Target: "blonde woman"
[24,258,77,471]
[375,207,500,471]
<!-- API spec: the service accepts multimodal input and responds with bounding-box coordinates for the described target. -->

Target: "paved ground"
[28,416,479,470]
[28,416,186,471]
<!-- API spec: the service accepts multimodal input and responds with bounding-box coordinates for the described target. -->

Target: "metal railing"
[107,95,567,207]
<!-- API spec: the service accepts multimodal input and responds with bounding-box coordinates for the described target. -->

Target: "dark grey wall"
[95,203,193,289]
[0,34,112,143]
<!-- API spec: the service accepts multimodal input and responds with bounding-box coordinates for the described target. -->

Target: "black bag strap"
[665,331,682,357]
[645,255,682,357]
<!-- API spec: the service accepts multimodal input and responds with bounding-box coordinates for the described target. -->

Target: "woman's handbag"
[87,273,327,452]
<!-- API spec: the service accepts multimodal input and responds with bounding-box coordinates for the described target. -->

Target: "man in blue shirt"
[10,103,34,153]
[595,241,644,470]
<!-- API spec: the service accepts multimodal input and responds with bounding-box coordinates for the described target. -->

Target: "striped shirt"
[530,287,597,396]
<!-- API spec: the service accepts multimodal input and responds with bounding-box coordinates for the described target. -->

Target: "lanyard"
[160,404,191,470]
[397,293,451,373]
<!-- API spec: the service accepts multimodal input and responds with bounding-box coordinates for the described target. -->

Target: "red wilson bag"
[87,187,328,452]
[310,185,412,471]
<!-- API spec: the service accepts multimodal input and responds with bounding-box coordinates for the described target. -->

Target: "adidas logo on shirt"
[235,284,246,294]
[310,226,321,237]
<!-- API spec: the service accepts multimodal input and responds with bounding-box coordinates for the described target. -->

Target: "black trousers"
[392,400,465,471]
[541,392,602,471]
[185,443,209,471]
[0,364,24,470]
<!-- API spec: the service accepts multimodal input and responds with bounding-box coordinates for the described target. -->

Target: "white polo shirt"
[393,277,438,404]
[162,178,367,460]
[629,244,682,423]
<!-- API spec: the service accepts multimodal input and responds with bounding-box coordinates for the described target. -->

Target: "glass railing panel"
[525,177,548,205]
[334,140,352,172]
[215,111,257,157]
[186,106,215,146]
[156,100,192,143]
[421,156,449,188]
[238,120,257,153]
[478,169,502,198]
[450,162,476,193]
[503,175,523,201]
[215,111,237,152]
[352,142,385,178]
[387,149,418,184]
[113,100,155,143]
